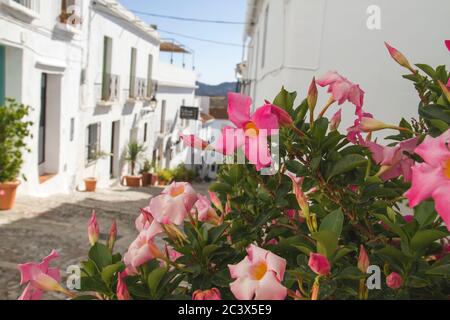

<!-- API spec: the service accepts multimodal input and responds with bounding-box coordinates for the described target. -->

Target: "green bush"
[0,99,33,183]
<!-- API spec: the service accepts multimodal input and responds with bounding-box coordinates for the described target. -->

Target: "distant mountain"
[196,82,238,97]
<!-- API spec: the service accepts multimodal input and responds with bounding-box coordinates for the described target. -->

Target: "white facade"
[241,0,450,129]
[0,0,198,196]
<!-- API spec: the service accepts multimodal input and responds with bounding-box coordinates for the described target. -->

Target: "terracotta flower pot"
[0,181,21,211]
[151,174,158,186]
[84,178,97,192]
[125,176,141,188]
[141,173,153,186]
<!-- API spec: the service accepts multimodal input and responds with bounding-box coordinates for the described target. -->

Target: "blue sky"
[119,0,247,85]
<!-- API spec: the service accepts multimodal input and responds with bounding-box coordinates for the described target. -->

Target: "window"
[129,47,137,98]
[0,46,4,105]
[70,118,75,142]
[261,5,269,68]
[160,100,166,133]
[86,123,101,162]
[12,0,40,12]
[60,0,81,25]
[101,36,113,101]
[143,123,148,142]
[147,54,153,98]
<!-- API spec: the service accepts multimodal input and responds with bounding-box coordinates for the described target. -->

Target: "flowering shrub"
[18,43,450,300]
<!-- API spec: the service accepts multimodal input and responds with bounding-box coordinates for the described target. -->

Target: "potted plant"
[140,159,153,186]
[124,141,145,187]
[150,160,158,185]
[156,168,173,186]
[84,150,111,192]
[0,99,33,210]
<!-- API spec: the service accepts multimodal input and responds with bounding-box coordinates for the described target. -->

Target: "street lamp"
[149,95,157,112]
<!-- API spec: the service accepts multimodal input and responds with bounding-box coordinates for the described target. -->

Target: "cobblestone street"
[0,183,209,300]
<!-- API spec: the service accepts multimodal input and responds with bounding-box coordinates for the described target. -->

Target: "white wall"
[244,0,450,131]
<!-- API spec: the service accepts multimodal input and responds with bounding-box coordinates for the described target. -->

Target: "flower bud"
[192,288,222,300]
[87,210,99,246]
[209,191,224,213]
[438,80,450,102]
[107,220,117,251]
[307,77,318,112]
[384,42,415,73]
[308,253,331,276]
[358,245,370,273]
[329,109,342,131]
[386,272,403,289]
[117,272,131,300]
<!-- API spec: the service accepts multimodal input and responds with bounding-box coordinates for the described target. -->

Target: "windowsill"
[55,22,81,36]
[1,0,39,22]
[97,100,114,107]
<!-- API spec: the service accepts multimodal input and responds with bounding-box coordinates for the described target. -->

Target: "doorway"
[38,73,47,167]
[110,120,120,178]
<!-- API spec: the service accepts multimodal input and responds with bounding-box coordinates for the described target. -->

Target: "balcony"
[56,0,82,35]
[128,77,148,102]
[98,73,120,107]
[1,0,40,22]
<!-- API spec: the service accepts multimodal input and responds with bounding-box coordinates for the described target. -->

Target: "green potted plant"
[124,141,145,187]
[84,150,111,192]
[0,99,33,210]
[156,168,173,186]
[140,159,153,186]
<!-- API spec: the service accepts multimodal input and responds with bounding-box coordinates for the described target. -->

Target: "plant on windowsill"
[123,141,146,188]
[0,99,33,210]
[84,150,111,192]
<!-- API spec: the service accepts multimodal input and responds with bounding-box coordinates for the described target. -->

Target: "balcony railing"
[101,73,120,102]
[129,77,148,100]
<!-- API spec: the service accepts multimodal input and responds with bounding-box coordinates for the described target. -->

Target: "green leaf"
[312,231,339,258]
[202,244,219,257]
[334,267,364,280]
[414,201,437,228]
[327,154,367,180]
[285,160,308,176]
[429,119,450,133]
[332,246,356,263]
[292,245,313,256]
[273,87,297,112]
[419,104,450,124]
[209,223,229,244]
[147,268,167,296]
[209,182,232,194]
[71,295,98,300]
[88,243,112,270]
[376,246,410,270]
[416,64,436,79]
[319,208,344,237]
[101,262,125,287]
[410,230,449,253]
[426,264,450,276]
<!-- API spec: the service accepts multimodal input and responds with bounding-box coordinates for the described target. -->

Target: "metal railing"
[129,77,147,99]
[101,73,120,102]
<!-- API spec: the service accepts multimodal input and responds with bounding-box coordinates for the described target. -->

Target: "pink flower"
[365,137,419,182]
[88,210,99,246]
[135,207,154,232]
[308,253,331,276]
[286,209,296,220]
[403,215,414,223]
[107,220,117,251]
[347,112,373,144]
[446,40,450,52]
[316,71,365,117]
[214,92,286,171]
[192,288,222,300]
[385,42,415,73]
[288,174,309,213]
[228,244,287,300]
[149,182,198,225]
[166,246,183,262]
[123,221,163,275]
[405,129,450,231]
[18,250,69,300]
[307,78,318,112]
[195,194,220,223]
[386,272,403,289]
[180,134,210,151]
[117,272,131,300]
[266,238,279,245]
[209,191,224,213]
[329,109,342,131]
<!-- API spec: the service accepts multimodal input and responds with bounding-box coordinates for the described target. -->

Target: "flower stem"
[318,96,336,119]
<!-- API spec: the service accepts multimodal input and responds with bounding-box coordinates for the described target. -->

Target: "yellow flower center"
[170,185,185,197]
[444,159,450,179]
[245,122,259,137]
[250,261,267,280]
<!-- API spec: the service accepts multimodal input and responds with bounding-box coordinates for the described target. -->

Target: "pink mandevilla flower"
[117,272,131,300]
[135,206,154,232]
[18,250,69,300]
[445,40,450,52]
[149,182,198,225]
[316,71,365,117]
[228,244,287,300]
[386,272,403,289]
[214,92,291,171]
[405,129,450,231]
[365,137,419,182]
[308,253,331,276]
[195,194,220,223]
[192,288,222,300]
[123,221,163,275]
[87,210,100,246]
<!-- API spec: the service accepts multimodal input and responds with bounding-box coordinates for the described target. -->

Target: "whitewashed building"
[0,0,198,196]
[240,0,450,129]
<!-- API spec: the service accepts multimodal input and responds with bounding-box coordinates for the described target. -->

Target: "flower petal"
[228,92,252,128]
[414,130,450,167]
[251,105,279,132]
[405,163,444,208]
[214,126,245,155]
[229,277,258,300]
[254,271,287,300]
[244,135,272,171]
[432,184,450,231]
